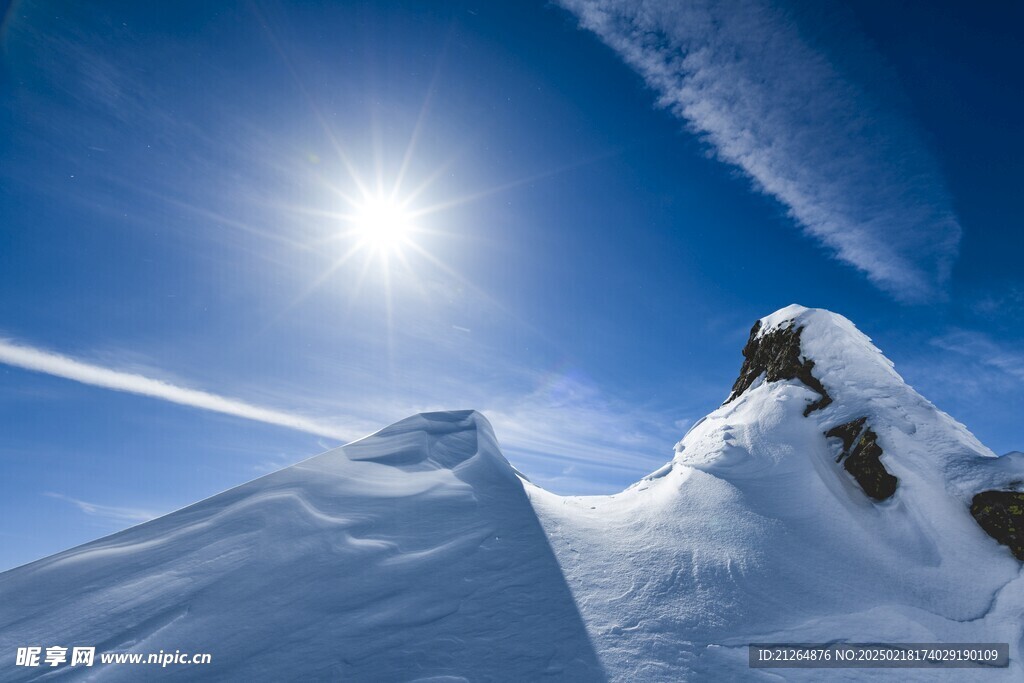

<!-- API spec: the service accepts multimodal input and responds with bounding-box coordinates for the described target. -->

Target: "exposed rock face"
[970,490,1024,561]
[824,417,867,453]
[726,321,832,416]
[825,418,898,501]
[726,316,898,501]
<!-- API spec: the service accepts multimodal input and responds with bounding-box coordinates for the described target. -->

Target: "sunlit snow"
[1,306,1021,681]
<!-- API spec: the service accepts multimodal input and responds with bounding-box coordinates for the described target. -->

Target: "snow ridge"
[2,306,1022,682]
[530,305,1024,680]
[0,410,604,682]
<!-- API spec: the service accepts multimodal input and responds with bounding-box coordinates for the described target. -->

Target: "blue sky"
[1,0,1021,570]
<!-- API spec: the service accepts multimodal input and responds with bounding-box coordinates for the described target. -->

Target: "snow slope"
[1,305,1022,682]
[0,411,603,681]
[528,305,1024,680]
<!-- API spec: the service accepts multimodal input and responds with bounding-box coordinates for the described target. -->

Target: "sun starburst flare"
[350,195,415,255]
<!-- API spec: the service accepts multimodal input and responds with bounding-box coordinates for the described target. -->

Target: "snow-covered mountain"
[1,305,1022,681]
[0,411,603,681]
[529,305,1024,680]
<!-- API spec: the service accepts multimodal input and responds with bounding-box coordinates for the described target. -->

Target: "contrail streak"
[0,338,350,440]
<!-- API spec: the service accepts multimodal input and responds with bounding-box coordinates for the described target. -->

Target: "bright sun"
[352,197,414,253]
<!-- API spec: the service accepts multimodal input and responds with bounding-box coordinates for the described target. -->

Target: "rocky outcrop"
[726,316,896,502]
[825,418,898,501]
[725,310,1024,559]
[970,490,1024,561]
[824,417,867,453]
[726,321,832,416]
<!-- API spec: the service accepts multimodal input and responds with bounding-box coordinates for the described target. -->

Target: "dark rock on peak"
[824,417,867,455]
[825,419,898,501]
[726,320,833,416]
[970,490,1024,561]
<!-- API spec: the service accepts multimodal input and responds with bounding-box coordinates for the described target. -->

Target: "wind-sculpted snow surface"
[530,305,1024,680]
[1,306,1022,682]
[0,411,604,681]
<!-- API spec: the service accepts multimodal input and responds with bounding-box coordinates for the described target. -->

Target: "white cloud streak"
[558,0,961,302]
[932,330,1024,382]
[0,338,352,440]
[0,335,699,493]
[481,372,691,492]
[44,492,160,525]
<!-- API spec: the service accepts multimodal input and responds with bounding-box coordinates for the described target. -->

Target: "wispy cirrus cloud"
[932,329,1024,382]
[0,337,353,441]
[484,373,686,492]
[44,492,160,525]
[557,0,961,302]
[0,335,694,493]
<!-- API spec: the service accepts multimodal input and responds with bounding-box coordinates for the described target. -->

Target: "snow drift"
[1,305,1022,681]
[0,411,603,681]
[528,305,1024,680]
